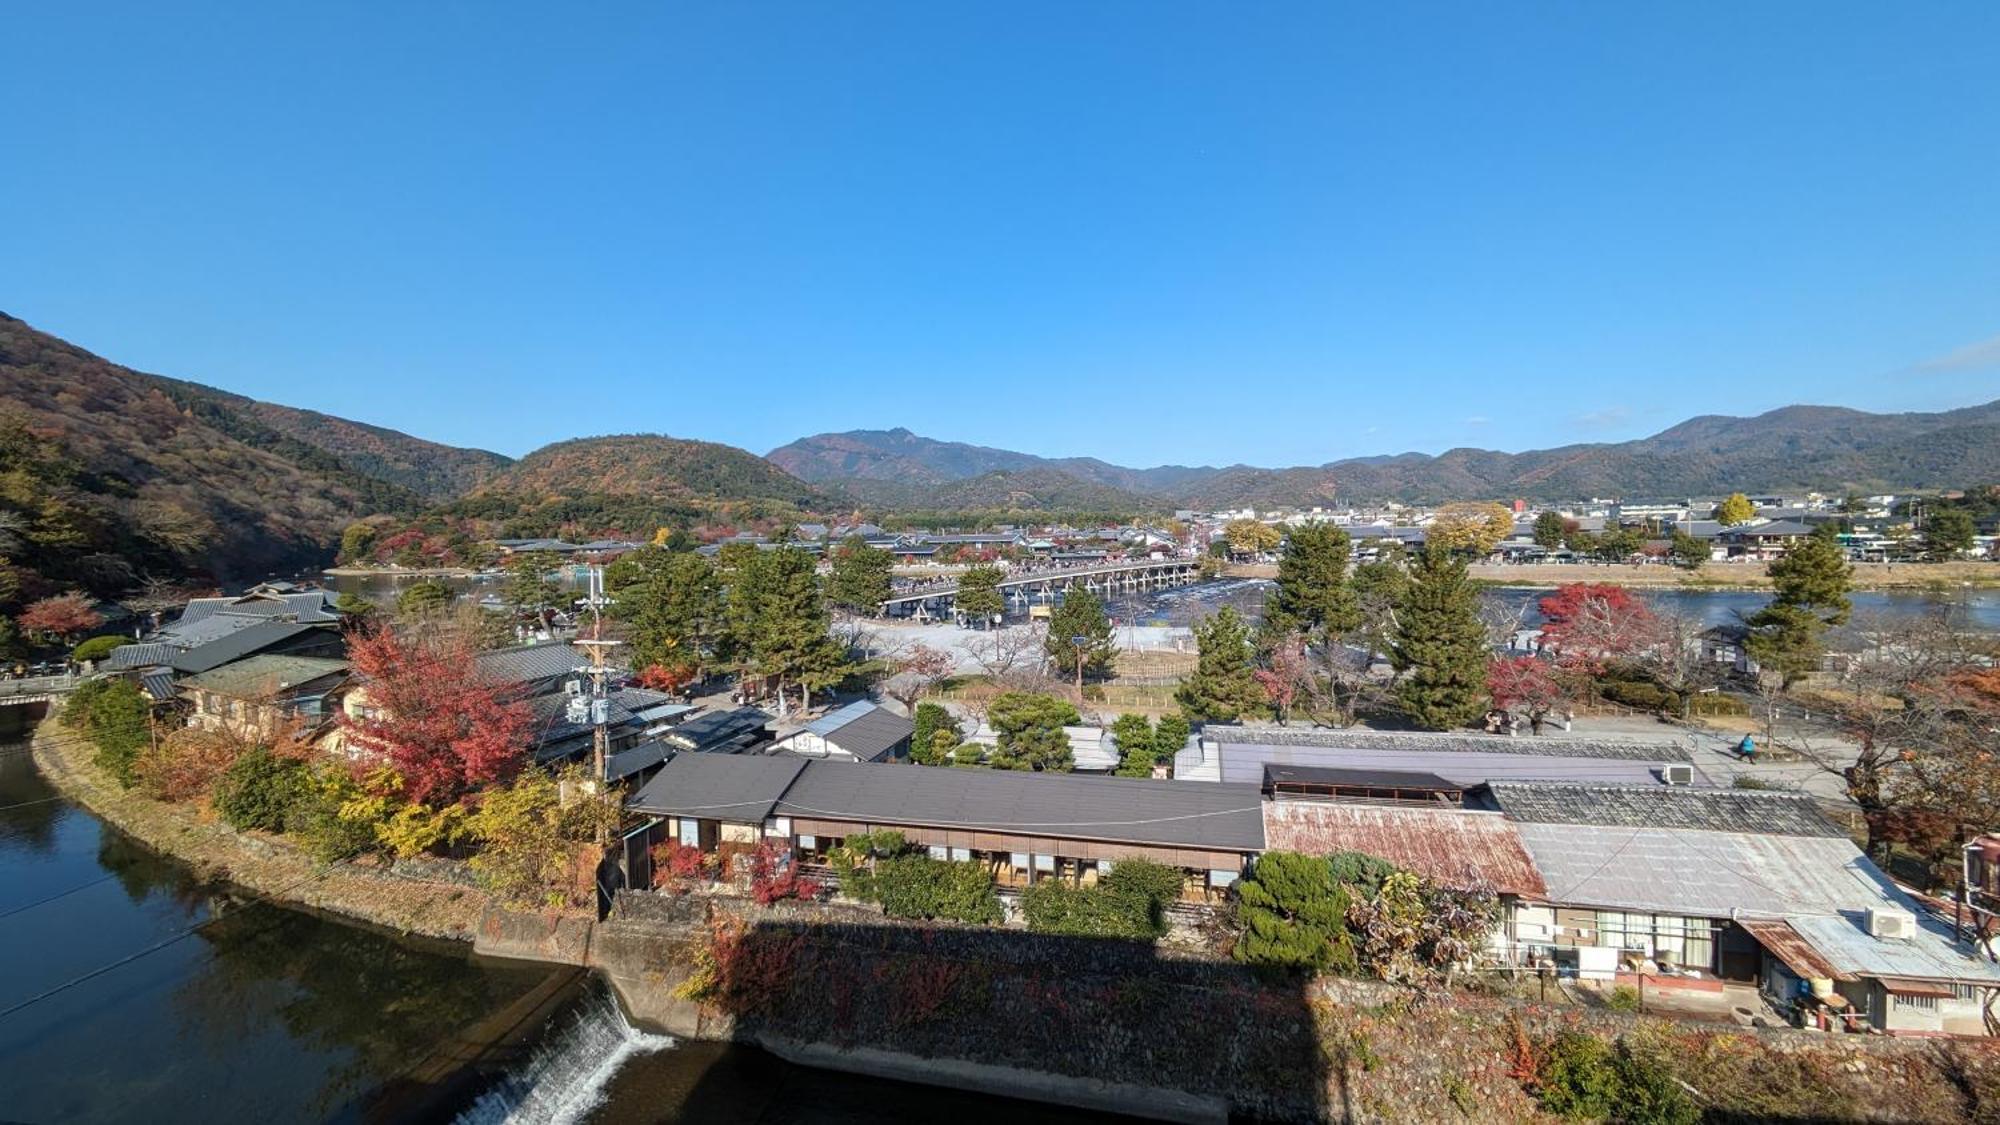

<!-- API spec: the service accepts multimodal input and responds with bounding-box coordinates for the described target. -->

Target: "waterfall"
[455,984,674,1125]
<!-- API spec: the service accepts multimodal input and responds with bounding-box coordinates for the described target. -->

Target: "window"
[677,819,700,848]
[798,834,817,850]
[1033,854,1056,873]
[928,845,948,860]
[950,847,971,862]
[1209,869,1239,889]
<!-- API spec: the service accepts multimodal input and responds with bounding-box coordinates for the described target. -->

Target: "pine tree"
[1266,523,1359,641]
[750,545,850,713]
[1921,509,1977,561]
[1045,588,1116,682]
[955,564,1006,626]
[1176,607,1268,723]
[1390,547,1489,730]
[1111,713,1157,777]
[619,551,724,680]
[987,692,1079,771]
[1747,525,1853,688]
[827,536,894,614]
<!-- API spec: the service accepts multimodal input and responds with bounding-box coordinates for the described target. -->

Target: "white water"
[455,987,674,1125]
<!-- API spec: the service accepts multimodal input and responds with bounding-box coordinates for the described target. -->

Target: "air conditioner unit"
[1662,764,1694,786]
[1867,907,1917,941]
[563,679,582,696]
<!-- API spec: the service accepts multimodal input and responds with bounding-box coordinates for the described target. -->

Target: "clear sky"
[6,3,1999,468]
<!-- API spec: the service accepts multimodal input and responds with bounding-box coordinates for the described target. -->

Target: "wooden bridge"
[880,558,1205,621]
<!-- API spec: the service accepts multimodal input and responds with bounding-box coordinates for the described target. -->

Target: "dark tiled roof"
[178,654,348,699]
[663,706,774,753]
[606,740,671,782]
[1485,782,1848,838]
[169,622,326,674]
[776,763,1266,852]
[100,643,178,670]
[1202,726,1692,763]
[626,753,808,821]
[801,701,913,762]
[475,642,591,686]
[139,671,177,701]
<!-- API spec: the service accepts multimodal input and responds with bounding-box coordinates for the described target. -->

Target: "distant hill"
[0,312,498,586]
[774,402,2000,507]
[768,427,1222,496]
[831,467,1166,515]
[478,434,824,507]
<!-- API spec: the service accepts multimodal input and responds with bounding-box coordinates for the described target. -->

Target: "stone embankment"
[39,714,2000,1123]
[31,718,491,940]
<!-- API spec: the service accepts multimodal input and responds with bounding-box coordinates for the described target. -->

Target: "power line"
[0,873,120,920]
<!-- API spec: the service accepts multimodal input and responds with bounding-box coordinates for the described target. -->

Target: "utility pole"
[572,564,620,845]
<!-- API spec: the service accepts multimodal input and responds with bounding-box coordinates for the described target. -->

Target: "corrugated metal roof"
[804,703,913,762]
[1784,911,2000,986]
[1178,742,1692,789]
[1738,918,1854,982]
[1262,764,1462,791]
[1488,783,1847,837]
[605,740,671,782]
[664,707,775,753]
[774,763,1266,852]
[1201,727,1693,762]
[1513,823,1889,917]
[626,753,808,821]
[1261,802,1547,898]
[139,671,177,702]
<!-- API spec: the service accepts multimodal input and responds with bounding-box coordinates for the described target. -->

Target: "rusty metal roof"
[1738,917,1854,982]
[1260,802,1548,898]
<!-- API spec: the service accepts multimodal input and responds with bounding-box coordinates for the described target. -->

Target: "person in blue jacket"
[1737,734,1757,762]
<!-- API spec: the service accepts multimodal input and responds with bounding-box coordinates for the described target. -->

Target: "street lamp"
[1070,634,1088,700]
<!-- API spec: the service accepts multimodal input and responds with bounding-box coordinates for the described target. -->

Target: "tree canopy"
[1266,522,1359,641]
[1390,547,1489,729]
[1044,588,1116,682]
[1176,607,1267,723]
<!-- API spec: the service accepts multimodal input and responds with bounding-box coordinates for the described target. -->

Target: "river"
[0,740,1131,1124]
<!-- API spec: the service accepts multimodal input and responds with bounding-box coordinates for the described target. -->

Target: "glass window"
[1209,869,1238,889]
[798,834,817,850]
[678,819,700,847]
[1033,854,1056,873]
[950,847,971,862]
[928,845,948,860]
[1009,852,1030,870]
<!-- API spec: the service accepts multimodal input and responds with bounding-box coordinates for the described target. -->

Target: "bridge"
[0,673,80,707]
[879,558,1206,621]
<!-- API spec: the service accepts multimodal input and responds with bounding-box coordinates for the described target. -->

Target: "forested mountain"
[0,312,480,588]
[830,467,1164,514]
[476,435,823,507]
[774,401,2000,507]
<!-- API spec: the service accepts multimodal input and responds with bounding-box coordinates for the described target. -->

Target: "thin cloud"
[1909,332,2000,375]
[1572,405,1630,428]
[1464,415,1490,426]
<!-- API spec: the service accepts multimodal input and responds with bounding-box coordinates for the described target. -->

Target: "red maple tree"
[1487,655,1567,721]
[1535,583,1659,674]
[18,591,103,642]
[341,625,532,806]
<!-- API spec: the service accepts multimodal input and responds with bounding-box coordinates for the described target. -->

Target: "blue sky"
[6,3,1999,468]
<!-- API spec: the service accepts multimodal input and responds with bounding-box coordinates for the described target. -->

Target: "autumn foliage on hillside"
[340,625,531,806]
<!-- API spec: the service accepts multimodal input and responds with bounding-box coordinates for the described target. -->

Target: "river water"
[0,740,1132,1124]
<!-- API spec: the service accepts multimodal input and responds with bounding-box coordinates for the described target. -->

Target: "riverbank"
[30,715,493,940]
[323,565,484,578]
[1231,559,2000,590]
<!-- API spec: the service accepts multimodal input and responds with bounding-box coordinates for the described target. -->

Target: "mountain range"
[772,405,2000,509]
[3,310,1997,589]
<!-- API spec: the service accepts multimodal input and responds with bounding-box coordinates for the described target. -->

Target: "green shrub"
[872,855,1002,924]
[1233,850,1356,972]
[1104,857,1185,936]
[213,747,310,833]
[1600,680,1675,711]
[1606,984,1641,1012]
[1022,881,1155,939]
[1534,1031,1697,1125]
[71,635,126,664]
[288,769,379,863]
[64,678,150,787]
[1326,851,1399,896]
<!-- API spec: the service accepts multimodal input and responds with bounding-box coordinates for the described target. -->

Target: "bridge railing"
[0,674,80,697]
